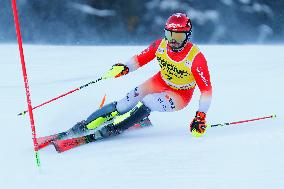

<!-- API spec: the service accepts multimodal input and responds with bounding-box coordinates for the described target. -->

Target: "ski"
[128,116,152,129]
[52,117,152,153]
[36,132,68,150]
[53,135,89,153]
[36,120,88,150]
[52,130,104,153]
[37,117,152,151]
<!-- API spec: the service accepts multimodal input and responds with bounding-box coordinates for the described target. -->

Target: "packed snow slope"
[0,44,283,189]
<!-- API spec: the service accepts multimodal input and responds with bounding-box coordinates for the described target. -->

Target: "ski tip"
[34,143,47,151]
[36,134,60,151]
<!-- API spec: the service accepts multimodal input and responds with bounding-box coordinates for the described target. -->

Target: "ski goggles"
[164,30,187,42]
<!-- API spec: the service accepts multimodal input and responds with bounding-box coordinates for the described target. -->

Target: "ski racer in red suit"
[38,13,213,149]
[79,12,212,138]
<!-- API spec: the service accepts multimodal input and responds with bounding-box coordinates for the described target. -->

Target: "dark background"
[1,0,284,45]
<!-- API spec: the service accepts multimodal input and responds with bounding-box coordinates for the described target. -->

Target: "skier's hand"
[190,111,207,137]
[103,63,129,79]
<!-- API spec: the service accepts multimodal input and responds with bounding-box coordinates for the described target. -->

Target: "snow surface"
[0,44,283,189]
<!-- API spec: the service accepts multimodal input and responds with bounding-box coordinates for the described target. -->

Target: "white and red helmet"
[165,13,192,33]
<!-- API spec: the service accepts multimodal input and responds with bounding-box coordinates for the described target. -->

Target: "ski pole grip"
[102,64,128,79]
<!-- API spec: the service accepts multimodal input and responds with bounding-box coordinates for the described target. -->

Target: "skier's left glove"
[190,111,207,137]
[103,63,129,79]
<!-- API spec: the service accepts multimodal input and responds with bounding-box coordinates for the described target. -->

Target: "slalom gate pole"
[208,114,277,128]
[11,0,40,167]
[18,77,104,116]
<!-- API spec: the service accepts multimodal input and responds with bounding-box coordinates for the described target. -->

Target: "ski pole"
[18,77,103,116]
[18,64,126,116]
[208,114,277,128]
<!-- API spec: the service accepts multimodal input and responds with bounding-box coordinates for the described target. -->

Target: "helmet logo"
[167,23,183,29]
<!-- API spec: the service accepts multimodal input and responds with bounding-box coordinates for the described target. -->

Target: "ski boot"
[96,101,151,138]
[84,101,119,130]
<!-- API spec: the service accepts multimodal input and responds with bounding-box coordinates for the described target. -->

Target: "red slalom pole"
[11,0,41,167]
[209,114,277,128]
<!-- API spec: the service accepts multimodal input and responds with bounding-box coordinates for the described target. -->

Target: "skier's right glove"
[103,63,129,79]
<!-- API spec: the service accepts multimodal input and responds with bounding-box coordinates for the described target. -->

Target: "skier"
[38,13,213,150]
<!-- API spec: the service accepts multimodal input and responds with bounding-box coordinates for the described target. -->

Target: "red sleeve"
[135,39,162,67]
[191,53,212,93]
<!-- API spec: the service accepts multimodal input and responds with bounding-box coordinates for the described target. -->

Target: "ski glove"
[103,63,129,79]
[190,111,207,137]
